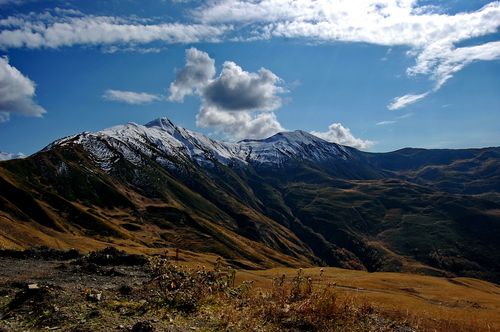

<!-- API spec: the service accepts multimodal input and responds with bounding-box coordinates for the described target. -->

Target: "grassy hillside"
[243,163,500,282]
[240,267,500,331]
[1,143,499,283]
[0,147,315,269]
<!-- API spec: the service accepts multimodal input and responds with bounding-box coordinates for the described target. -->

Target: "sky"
[0,0,499,155]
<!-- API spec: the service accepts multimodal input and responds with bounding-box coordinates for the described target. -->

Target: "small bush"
[145,257,239,313]
[141,262,392,331]
[255,270,353,330]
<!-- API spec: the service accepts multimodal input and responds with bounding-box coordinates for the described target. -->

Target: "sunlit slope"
[238,267,500,331]
[0,119,499,282]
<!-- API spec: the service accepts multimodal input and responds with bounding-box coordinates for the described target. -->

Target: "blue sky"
[0,0,499,155]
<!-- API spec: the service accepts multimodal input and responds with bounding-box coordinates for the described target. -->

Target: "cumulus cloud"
[387,92,429,110]
[311,123,374,149]
[196,106,284,140]
[0,56,45,121]
[203,62,284,111]
[103,89,162,105]
[169,47,286,140]
[168,47,216,102]
[193,0,500,108]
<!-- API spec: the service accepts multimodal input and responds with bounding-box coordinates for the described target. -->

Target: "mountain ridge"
[1,117,499,282]
[43,117,352,169]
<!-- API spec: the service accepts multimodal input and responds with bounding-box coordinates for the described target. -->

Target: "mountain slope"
[1,118,499,282]
[0,144,314,269]
[363,147,500,197]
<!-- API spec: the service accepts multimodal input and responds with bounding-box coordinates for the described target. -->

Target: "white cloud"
[409,40,500,90]
[193,0,500,108]
[0,14,229,49]
[102,45,166,54]
[376,120,396,126]
[196,106,284,140]
[2,2,498,111]
[169,47,286,140]
[53,8,83,16]
[203,61,284,111]
[311,123,374,149]
[397,112,413,119]
[194,1,500,46]
[168,47,216,102]
[0,151,25,161]
[387,92,429,110]
[103,89,161,105]
[0,56,45,120]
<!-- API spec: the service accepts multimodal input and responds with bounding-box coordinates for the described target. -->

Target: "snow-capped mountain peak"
[46,118,351,172]
[241,130,326,145]
[144,117,178,134]
[237,129,349,165]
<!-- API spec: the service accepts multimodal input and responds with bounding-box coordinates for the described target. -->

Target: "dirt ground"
[0,257,163,331]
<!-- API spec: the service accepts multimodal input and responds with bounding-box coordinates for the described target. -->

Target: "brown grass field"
[128,249,500,330]
[236,266,500,331]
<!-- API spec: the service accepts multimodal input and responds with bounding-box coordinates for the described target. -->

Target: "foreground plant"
[142,258,413,331]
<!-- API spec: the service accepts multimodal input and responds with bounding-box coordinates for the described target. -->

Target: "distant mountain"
[1,118,499,282]
[362,147,500,200]
[0,152,25,161]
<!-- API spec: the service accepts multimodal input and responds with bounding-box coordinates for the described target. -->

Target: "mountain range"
[1,118,499,282]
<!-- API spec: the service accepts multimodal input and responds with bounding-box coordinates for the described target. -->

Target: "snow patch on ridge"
[47,118,351,172]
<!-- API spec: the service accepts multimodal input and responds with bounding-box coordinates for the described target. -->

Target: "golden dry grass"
[236,267,500,331]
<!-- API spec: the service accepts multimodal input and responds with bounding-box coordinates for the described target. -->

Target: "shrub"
[145,257,240,313]
[141,262,407,331]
